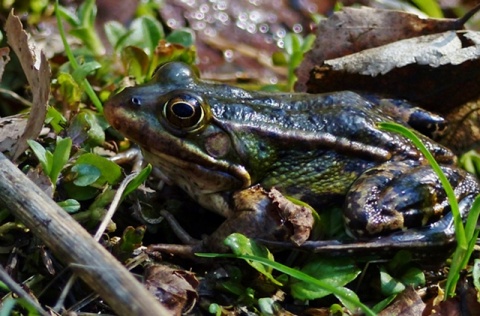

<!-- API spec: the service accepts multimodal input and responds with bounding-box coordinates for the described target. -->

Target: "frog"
[104,62,479,254]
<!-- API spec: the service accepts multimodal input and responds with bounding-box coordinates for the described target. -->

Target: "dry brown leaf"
[268,188,314,246]
[144,264,198,316]
[378,286,425,316]
[302,30,480,114]
[0,46,11,80]
[424,276,480,315]
[441,98,480,153]
[296,7,480,112]
[295,6,462,92]
[5,11,51,161]
[0,115,27,154]
[323,31,480,76]
[26,168,53,197]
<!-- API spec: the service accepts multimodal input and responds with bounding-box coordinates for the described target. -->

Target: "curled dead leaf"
[144,264,199,316]
[0,115,27,155]
[268,188,314,246]
[205,186,313,251]
[5,11,51,161]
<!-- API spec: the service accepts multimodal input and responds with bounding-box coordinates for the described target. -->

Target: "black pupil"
[172,102,194,118]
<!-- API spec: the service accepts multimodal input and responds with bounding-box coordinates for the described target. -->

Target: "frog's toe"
[344,161,479,238]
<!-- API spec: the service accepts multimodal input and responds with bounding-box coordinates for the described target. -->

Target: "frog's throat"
[143,149,251,191]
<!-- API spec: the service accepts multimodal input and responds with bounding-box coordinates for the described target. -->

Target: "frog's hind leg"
[353,191,477,260]
[344,161,479,239]
[378,192,476,253]
[294,212,457,260]
[269,208,462,260]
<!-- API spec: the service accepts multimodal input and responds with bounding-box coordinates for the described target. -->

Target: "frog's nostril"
[130,96,142,106]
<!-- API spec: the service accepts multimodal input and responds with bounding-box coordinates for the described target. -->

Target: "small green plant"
[62,153,121,202]
[121,164,152,199]
[104,18,196,83]
[27,136,72,188]
[372,250,425,312]
[55,0,103,112]
[55,0,196,111]
[272,33,315,91]
[0,296,40,316]
[460,150,480,176]
[198,233,375,316]
[223,233,282,286]
[55,0,105,56]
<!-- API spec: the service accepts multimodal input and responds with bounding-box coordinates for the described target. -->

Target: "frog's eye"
[130,97,142,106]
[163,93,206,132]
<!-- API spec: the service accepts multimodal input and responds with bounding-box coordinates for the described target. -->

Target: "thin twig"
[0,265,50,316]
[93,172,139,241]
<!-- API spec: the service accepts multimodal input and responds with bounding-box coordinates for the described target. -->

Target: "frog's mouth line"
[143,148,251,193]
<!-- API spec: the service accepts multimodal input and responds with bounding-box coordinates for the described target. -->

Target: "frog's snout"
[104,92,129,130]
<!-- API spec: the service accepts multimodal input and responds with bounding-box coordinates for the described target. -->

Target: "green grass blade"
[411,0,443,18]
[379,122,466,247]
[54,0,103,112]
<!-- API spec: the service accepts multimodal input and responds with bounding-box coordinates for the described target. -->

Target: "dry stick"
[0,153,169,316]
[56,172,138,312]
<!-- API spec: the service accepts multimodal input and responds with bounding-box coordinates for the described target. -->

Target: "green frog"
[104,62,479,251]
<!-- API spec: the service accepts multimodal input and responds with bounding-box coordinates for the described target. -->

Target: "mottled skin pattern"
[104,62,479,239]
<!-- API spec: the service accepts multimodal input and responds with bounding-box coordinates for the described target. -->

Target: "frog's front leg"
[344,161,479,238]
[148,185,314,256]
